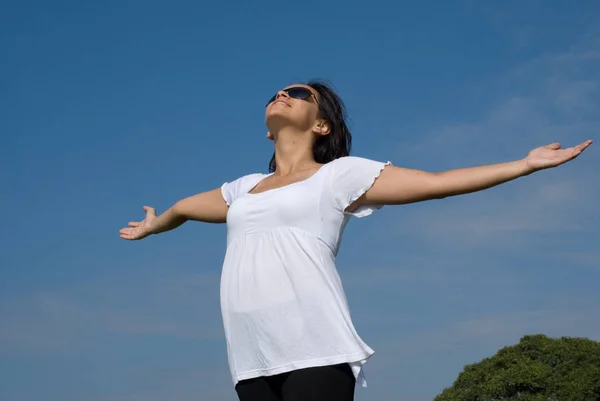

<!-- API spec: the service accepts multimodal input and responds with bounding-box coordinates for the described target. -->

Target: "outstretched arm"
[356,140,592,207]
[119,187,228,240]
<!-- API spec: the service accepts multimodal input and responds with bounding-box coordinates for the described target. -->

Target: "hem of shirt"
[232,349,374,387]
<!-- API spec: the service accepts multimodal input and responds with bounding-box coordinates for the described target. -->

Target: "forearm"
[120,188,228,241]
[432,158,533,198]
[152,188,231,233]
[150,204,188,234]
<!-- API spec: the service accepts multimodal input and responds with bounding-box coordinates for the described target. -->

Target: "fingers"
[119,228,132,240]
[566,140,593,157]
[543,140,592,152]
[120,206,155,240]
[119,228,140,240]
[143,206,156,216]
[558,140,592,164]
[575,139,593,152]
[119,206,155,240]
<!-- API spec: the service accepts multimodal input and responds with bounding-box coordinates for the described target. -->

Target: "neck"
[271,127,317,175]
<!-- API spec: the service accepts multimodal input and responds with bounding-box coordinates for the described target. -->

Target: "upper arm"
[356,165,442,206]
[174,187,229,224]
[175,172,265,223]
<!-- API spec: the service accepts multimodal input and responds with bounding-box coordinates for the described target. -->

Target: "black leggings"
[235,363,356,401]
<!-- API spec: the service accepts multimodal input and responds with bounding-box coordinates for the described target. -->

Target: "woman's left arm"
[358,140,593,206]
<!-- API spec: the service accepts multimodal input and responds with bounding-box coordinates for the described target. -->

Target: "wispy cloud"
[389,27,599,248]
[399,23,599,160]
[393,177,591,247]
[556,251,600,271]
[0,271,223,355]
[81,369,235,401]
[392,306,600,357]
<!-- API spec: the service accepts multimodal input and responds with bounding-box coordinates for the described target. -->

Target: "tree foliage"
[434,334,600,401]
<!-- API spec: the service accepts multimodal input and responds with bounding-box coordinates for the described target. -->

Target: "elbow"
[171,200,187,220]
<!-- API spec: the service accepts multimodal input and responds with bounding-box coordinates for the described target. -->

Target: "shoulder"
[221,172,270,205]
[322,156,391,217]
[328,155,370,165]
[326,156,390,176]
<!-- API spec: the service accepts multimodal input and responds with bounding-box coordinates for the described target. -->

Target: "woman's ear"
[313,120,331,136]
[266,131,274,140]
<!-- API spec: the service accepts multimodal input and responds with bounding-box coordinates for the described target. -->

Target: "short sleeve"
[221,173,268,206]
[328,156,391,218]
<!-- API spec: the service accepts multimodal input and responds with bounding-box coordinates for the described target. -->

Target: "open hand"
[119,206,157,240]
[525,140,592,172]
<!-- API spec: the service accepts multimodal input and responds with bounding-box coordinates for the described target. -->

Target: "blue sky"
[1,1,599,400]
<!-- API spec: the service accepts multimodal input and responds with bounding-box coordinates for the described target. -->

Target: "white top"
[220,156,391,388]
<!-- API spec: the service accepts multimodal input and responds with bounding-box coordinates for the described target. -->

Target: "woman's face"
[265,84,321,134]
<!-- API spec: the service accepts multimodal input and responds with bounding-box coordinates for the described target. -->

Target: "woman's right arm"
[119,187,228,240]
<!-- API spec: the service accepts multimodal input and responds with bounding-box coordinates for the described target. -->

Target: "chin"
[265,111,293,130]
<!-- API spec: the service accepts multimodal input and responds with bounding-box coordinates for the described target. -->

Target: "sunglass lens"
[287,87,312,100]
[266,87,313,107]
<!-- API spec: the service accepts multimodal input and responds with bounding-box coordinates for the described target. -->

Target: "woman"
[119,80,592,401]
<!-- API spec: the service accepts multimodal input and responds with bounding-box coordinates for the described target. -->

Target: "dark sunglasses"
[266,87,319,107]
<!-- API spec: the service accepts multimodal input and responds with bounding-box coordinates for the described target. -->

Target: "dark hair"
[268,79,352,173]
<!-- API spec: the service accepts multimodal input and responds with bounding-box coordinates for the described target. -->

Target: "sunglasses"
[266,87,319,107]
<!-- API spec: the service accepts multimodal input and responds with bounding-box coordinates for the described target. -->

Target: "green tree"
[434,334,600,401]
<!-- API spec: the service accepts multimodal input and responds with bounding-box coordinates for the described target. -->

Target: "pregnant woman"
[119,80,591,401]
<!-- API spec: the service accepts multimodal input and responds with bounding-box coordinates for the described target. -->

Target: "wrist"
[518,158,536,176]
[146,220,160,235]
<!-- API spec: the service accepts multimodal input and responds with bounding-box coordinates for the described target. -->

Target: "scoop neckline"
[245,163,329,196]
